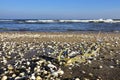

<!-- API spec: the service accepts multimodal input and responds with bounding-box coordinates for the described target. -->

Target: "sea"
[0,19,120,32]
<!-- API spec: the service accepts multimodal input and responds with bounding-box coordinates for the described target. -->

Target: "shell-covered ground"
[0,32,120,80]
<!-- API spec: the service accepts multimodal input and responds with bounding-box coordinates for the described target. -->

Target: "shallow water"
[0,19,120,32]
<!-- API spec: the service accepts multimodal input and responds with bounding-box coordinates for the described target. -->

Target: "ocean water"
[0,19,120,32]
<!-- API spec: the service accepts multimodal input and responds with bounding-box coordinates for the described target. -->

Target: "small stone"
[15,76,22,80]
[27,61,30,65]
[52,72,58,77]
[20,72,25,76]
[82,70,86,74]
[88,73,93,77]
[47,63,57,69]
[7,64,13,70]
[12,74,16,78]
[69,67,72,70]
[109,66,114,68]
[43,70,48,74]
[31,74,35,80]
[36,76,42,80]
[1,76,7,80]
[58,69,64,75]
[87,60,92,64]
[99,65,103,69]
[75,78,80,80]
[116,60,119,64]
[2,57,7,65]
[84,78,90,80]
[93,58,97,60]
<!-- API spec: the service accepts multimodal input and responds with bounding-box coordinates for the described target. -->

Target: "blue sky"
[0,0,120,19]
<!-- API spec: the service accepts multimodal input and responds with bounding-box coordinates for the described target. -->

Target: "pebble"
[87,60,92,64]
[52,72,59,77]
[75,78,80,80]
[12,74,16,78]
[1,76,7,80]
[88,73,93,77]
[116,60,119,64]
[109,66,114,68]
[82,70,86,74]
[84,78,90,80]
[48,64,56,69]
[31,74,36,80]
[36,76,42,80]
[99,65,103,69]
[15,76,22,80]
[27,61,30,65]
[20,72,25,77]
[7,64,13,70]
[58,69,64,75]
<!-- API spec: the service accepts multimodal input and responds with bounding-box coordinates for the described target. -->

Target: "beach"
[0,32,120,80]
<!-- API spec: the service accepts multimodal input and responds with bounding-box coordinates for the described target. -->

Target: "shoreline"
[0,31,120,43]
[0,31,120,39]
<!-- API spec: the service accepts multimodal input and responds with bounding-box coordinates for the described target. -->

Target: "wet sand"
[0,32,120,80]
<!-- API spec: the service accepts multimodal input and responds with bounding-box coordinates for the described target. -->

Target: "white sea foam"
[0,20,13,22]
[0,19,120,23]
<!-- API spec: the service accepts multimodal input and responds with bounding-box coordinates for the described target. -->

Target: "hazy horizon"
[0,0,120,19]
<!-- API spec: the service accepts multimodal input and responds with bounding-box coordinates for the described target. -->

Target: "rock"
[48,63,57,72]
[84,78,90,80]
[58,68,64,75]
[87,60,92,64]
[1,76,7,80]
[7,64,13,70]
[75,78,80,80]
[31,74,36,80]
[27,61,30,66]
[82,70,86,74]
[88,73,93,77]
[36,76,42,80]
[20,72,25,77]
[2,57,7,65]
[109,66,114,68]
[12,74,16,78]
[99,65,103,69]
[52,72,58,77]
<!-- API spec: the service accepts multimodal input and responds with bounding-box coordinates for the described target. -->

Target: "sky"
[0,0,120,19]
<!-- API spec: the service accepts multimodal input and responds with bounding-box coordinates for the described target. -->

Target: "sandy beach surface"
[0,32,120,80]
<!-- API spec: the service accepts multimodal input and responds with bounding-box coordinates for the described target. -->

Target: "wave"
[0,19,120,24]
